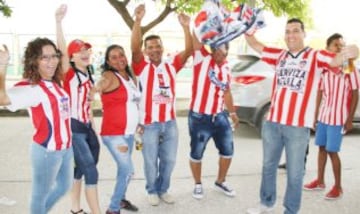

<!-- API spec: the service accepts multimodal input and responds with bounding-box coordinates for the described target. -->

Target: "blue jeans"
[260,121,309,214]
[102,135,134,212]
[30,143,73,214]
[72,129,100,185]
[141,120,178,195]
[188,110,234,161]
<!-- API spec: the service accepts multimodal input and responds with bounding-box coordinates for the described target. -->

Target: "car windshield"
[231,55,259,73]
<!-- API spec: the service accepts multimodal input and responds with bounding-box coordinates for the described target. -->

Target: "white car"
[231,55,360,136]
[230,55,273,135]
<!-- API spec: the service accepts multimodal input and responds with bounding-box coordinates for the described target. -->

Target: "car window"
[231,58,259,72]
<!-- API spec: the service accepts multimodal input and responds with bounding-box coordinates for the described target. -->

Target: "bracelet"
[229,112,236,116]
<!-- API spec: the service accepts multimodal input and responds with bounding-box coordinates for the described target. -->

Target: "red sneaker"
[325,186,343,200]
[303,179,325,191]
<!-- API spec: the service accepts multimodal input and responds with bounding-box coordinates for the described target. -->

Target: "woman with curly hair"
[0,38,73,214]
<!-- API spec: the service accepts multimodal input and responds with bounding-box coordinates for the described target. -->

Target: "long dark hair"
[69,61,95,88]
[101,44,135,81]
[23,37,63,86]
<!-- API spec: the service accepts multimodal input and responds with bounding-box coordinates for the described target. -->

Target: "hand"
[178,13,190,27]
[230,113,240,128]
[311,121,317,132]
[55,4,67,22]
[342,45,359,60]
[134,4,145,22]
[343,119,353,134]
[136,124,144,135]
[0,45,10,67]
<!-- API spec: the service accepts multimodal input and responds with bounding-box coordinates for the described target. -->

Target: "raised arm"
[0,45,11,106]
[330,44,359,67]
[177,13,193,65]
[55,4,70,72]
[131,4,145,64]
[192,30,203,51]
[244,34,265,55]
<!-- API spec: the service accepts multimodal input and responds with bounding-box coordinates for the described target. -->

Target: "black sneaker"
[121,199,139,212]
[214,181,236,197]
[105,209,120,214]
[278,163,286,169]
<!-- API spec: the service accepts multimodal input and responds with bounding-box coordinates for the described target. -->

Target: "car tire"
[255,104,270,137]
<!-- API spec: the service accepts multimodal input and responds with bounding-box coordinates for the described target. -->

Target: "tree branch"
[142,0,177,34]
[107,0,177,35]
[107,0,134,31]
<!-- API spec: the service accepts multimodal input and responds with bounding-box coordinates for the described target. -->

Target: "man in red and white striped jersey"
[303,33,360,200]
[131,4,192,206]
[245,19,359,214]
[188,30,240,200]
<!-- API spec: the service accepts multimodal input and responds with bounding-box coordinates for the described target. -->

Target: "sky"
[0,0,359,45]
[310,0,360,43]
[0,0,178,35]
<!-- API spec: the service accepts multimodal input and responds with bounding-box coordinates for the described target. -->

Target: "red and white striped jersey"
[6,80,71,151]
[132,54,183,125]
[63,68,93,124]
[190,46,231,115]
[100,72,140,135]
[318,69,360,125]
[262,46,337,128]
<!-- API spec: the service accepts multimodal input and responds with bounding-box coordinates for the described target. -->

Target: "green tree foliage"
[107,0,311,35]
[0,0,12,17]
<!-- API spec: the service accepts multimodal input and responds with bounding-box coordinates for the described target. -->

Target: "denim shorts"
[188,110,234,161]
[315,122,343,152]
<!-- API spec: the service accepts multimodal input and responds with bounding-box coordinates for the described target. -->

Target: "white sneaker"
[192,184,204,199]
[246,204,274,214]
[0,197,16,206]
[160,192,175,204]
[148,194,160,206]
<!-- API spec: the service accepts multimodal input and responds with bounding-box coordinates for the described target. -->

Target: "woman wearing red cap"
[56,5,101,214]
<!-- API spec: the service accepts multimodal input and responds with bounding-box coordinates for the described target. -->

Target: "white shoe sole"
[192,193,204,199]
[214,185,236,197]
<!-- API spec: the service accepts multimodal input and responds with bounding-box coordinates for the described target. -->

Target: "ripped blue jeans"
[102,135,134,212]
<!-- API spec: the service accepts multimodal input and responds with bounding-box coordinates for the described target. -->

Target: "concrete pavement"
[1,109,360,213]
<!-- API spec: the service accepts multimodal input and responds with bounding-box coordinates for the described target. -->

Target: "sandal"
[70,209,89,214]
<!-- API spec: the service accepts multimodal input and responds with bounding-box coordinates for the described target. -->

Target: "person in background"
[55,5,101,214]
[244,18,359,214]
[131,4,192,206]
[0,39,73,214]
[303,33,360,200]
[188,32,239,200]
[93,44,141,214]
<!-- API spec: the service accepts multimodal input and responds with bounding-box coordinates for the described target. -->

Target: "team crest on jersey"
[153,94,173,104]
[299,60,307,68]
[279,60,286,68]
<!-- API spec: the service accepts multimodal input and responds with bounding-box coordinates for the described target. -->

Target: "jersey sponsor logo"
[277,67,307,93]
[60,96,70,119]
[153,86,173,104]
